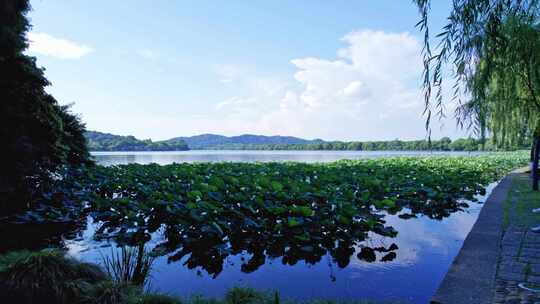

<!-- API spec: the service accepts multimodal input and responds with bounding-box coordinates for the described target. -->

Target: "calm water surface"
[91,150,482,165]
[69,151,491,303]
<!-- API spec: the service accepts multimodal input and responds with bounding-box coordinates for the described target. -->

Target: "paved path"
[432,172,540,304]
[492,173,540,304]
[493,226,540,303]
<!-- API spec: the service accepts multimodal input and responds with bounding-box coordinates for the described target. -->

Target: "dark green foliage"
[75,262,109,283]
[0,0,92,215]
[172,134,323,150]
[58,104,93,165]
[217,137,508,151]
[0,249,176,304]
[0,0,29,57]
[80,281,140,304]
[461,15,540,150]
[86,131,189,151]
[132,294,183,304]
[225,287,264,304]
[414,1,540,189]
[185,288,375,304]
[189,296,222,304]
[165,134,521,151]
[414,0,540,134]
[0,249,107,304]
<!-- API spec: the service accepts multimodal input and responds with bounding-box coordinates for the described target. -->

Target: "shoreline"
[431,170,527,303]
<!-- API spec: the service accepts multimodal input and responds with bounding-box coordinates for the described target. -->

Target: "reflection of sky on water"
[67,153,497,303]
[66,182,494,304]
[67,207,479,304]
[352,199,484,270]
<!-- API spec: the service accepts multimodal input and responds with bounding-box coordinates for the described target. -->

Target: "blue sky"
[27,0,463,141]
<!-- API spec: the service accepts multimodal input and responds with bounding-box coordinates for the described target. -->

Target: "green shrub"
[0,249,107,304]
[225,287,264,304]
[0,249,185,304]
[310,301,376,304]
[75,262,109,283]
[79,281,142,304]
[0,250,32,272]
[189,295,222,304]
[133,293,183,304]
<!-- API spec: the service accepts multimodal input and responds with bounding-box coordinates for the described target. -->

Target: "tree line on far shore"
[86,130,528,151]
[205,137,526,151]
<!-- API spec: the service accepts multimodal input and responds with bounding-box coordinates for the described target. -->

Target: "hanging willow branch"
[413,0,540,146]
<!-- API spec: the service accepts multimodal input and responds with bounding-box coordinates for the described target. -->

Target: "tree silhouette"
[0,0,92,214]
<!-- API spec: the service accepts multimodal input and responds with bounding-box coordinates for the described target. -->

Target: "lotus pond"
[1,152,530,303]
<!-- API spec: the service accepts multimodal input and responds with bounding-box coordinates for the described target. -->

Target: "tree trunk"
[533,136,540,191]
[532,140,536,162]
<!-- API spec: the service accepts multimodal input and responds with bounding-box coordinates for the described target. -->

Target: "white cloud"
[289,30,421,110]
[209,29,464,140]
[280,91,299,110]
[338,30,421,79]
[27,32,93,59]
[343,81,363,97]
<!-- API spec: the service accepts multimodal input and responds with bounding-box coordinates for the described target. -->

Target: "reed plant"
[101,244,155,287]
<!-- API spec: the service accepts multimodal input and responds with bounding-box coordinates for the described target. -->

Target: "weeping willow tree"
[465,15,540,144]
[414,0,540,189]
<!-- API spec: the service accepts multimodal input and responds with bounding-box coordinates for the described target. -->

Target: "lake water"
[71,151,491,303]
[91,150,482,166]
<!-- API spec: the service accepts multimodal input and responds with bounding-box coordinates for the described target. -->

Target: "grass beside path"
[502,172,540,230]
[492,172,540,304]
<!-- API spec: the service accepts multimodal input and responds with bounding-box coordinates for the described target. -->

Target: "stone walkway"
[493,174,540,304]
[493,226,540,303]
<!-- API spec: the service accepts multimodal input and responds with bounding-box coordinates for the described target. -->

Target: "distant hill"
[170,134,325,149]
[85,131,189,151]
[85,131,498,151]
[85,131,323,151]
